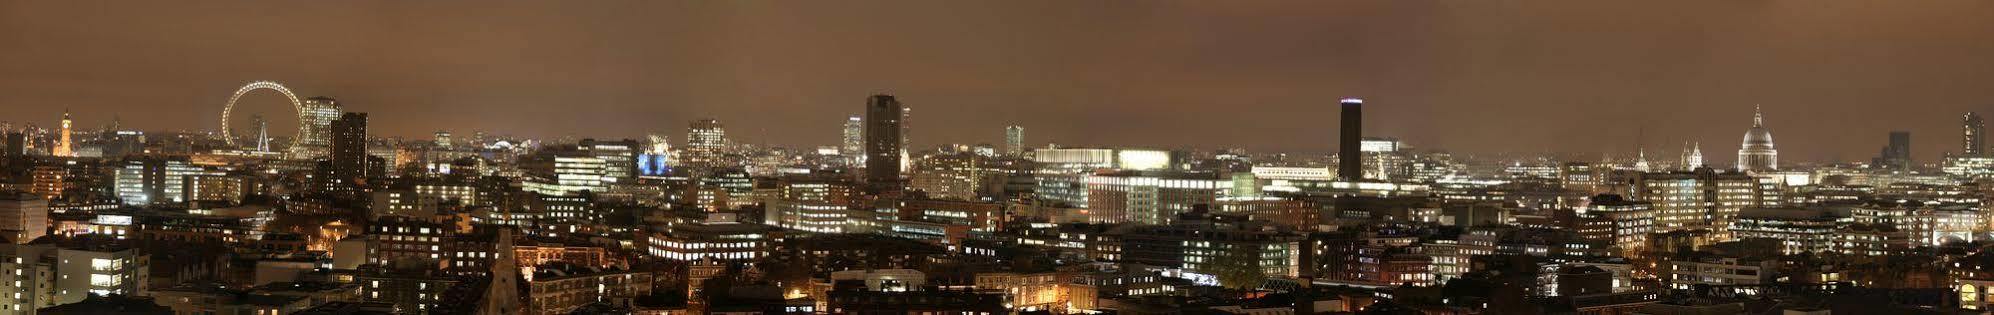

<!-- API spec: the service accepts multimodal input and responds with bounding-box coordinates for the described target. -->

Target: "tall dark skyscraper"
[1965,112,1985,157]
[1338,98,1363,180]
[3,133,21,159]
[1874,131,1912,171]
[324,112,368,196]
[2,132,22,168]
[865,94,904,193]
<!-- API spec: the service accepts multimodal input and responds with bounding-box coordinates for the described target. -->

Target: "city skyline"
[9,2,1994,314]
[4,1,1994,162]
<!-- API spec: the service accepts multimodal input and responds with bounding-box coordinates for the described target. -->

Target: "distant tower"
[1737,106,1779,172]
[842,116,864,163]
[1965,112,1985,157]
[1686,142,1704,169]
[435,130,454,149]
[1635,149,1651,172]
[900,106,912,173]
[52,110,72,157]
[866,95,905,194]
[1338,98,1364,180]
[1005,125,1025,156]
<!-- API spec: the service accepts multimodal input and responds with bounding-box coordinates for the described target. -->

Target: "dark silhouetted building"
[1338,98,1364,180]
[1874,131,1911,171]
[865,94,904,194]
[322,112,367,198]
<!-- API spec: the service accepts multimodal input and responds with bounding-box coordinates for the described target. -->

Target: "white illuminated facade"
[1031,148,1115,170]
[766,200,849,234]
[0,237,146,311]
[113,158,215,206]
[1727,208,1842,255]
[1943,156,1994,178]
[1083,172,1232,224]
[1250,166,1333,181]
[579,139,638,183]
[525,156,606,196]
[843,116,865,164]
[1115,149,1171,171]
[1360,137,1400,153]
[646,214,776,261]
[1629,170,1762,235]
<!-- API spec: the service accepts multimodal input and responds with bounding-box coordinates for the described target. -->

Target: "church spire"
[1688,142,1704,169]
[478,228,522,315]
[1753,105,1764,127]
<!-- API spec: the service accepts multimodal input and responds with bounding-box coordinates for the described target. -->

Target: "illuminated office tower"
[1005,125,1024,156]
[843,116,864,163]
[579,138,639,183]
[1737,106,1778,172]
[1559,162,1601,193]
[1628,168,1762,235]
[1085,171,1233,224]
[909,152,1003,201]
[1576,194,1654,257]
[294,96,344,159]
[1338,98,1363,180]
[523,154,607,196]
[685,119,727,167]
[1965,112,1985,157]
[52,110,71,157]
[865,95,905,194]
[115,157,212,206]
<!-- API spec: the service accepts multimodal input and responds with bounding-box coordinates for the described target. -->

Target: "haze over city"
[4,1,1993,163]
[8,2,1994,315]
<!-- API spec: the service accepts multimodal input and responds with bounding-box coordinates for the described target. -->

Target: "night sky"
[3,1,1993,165]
